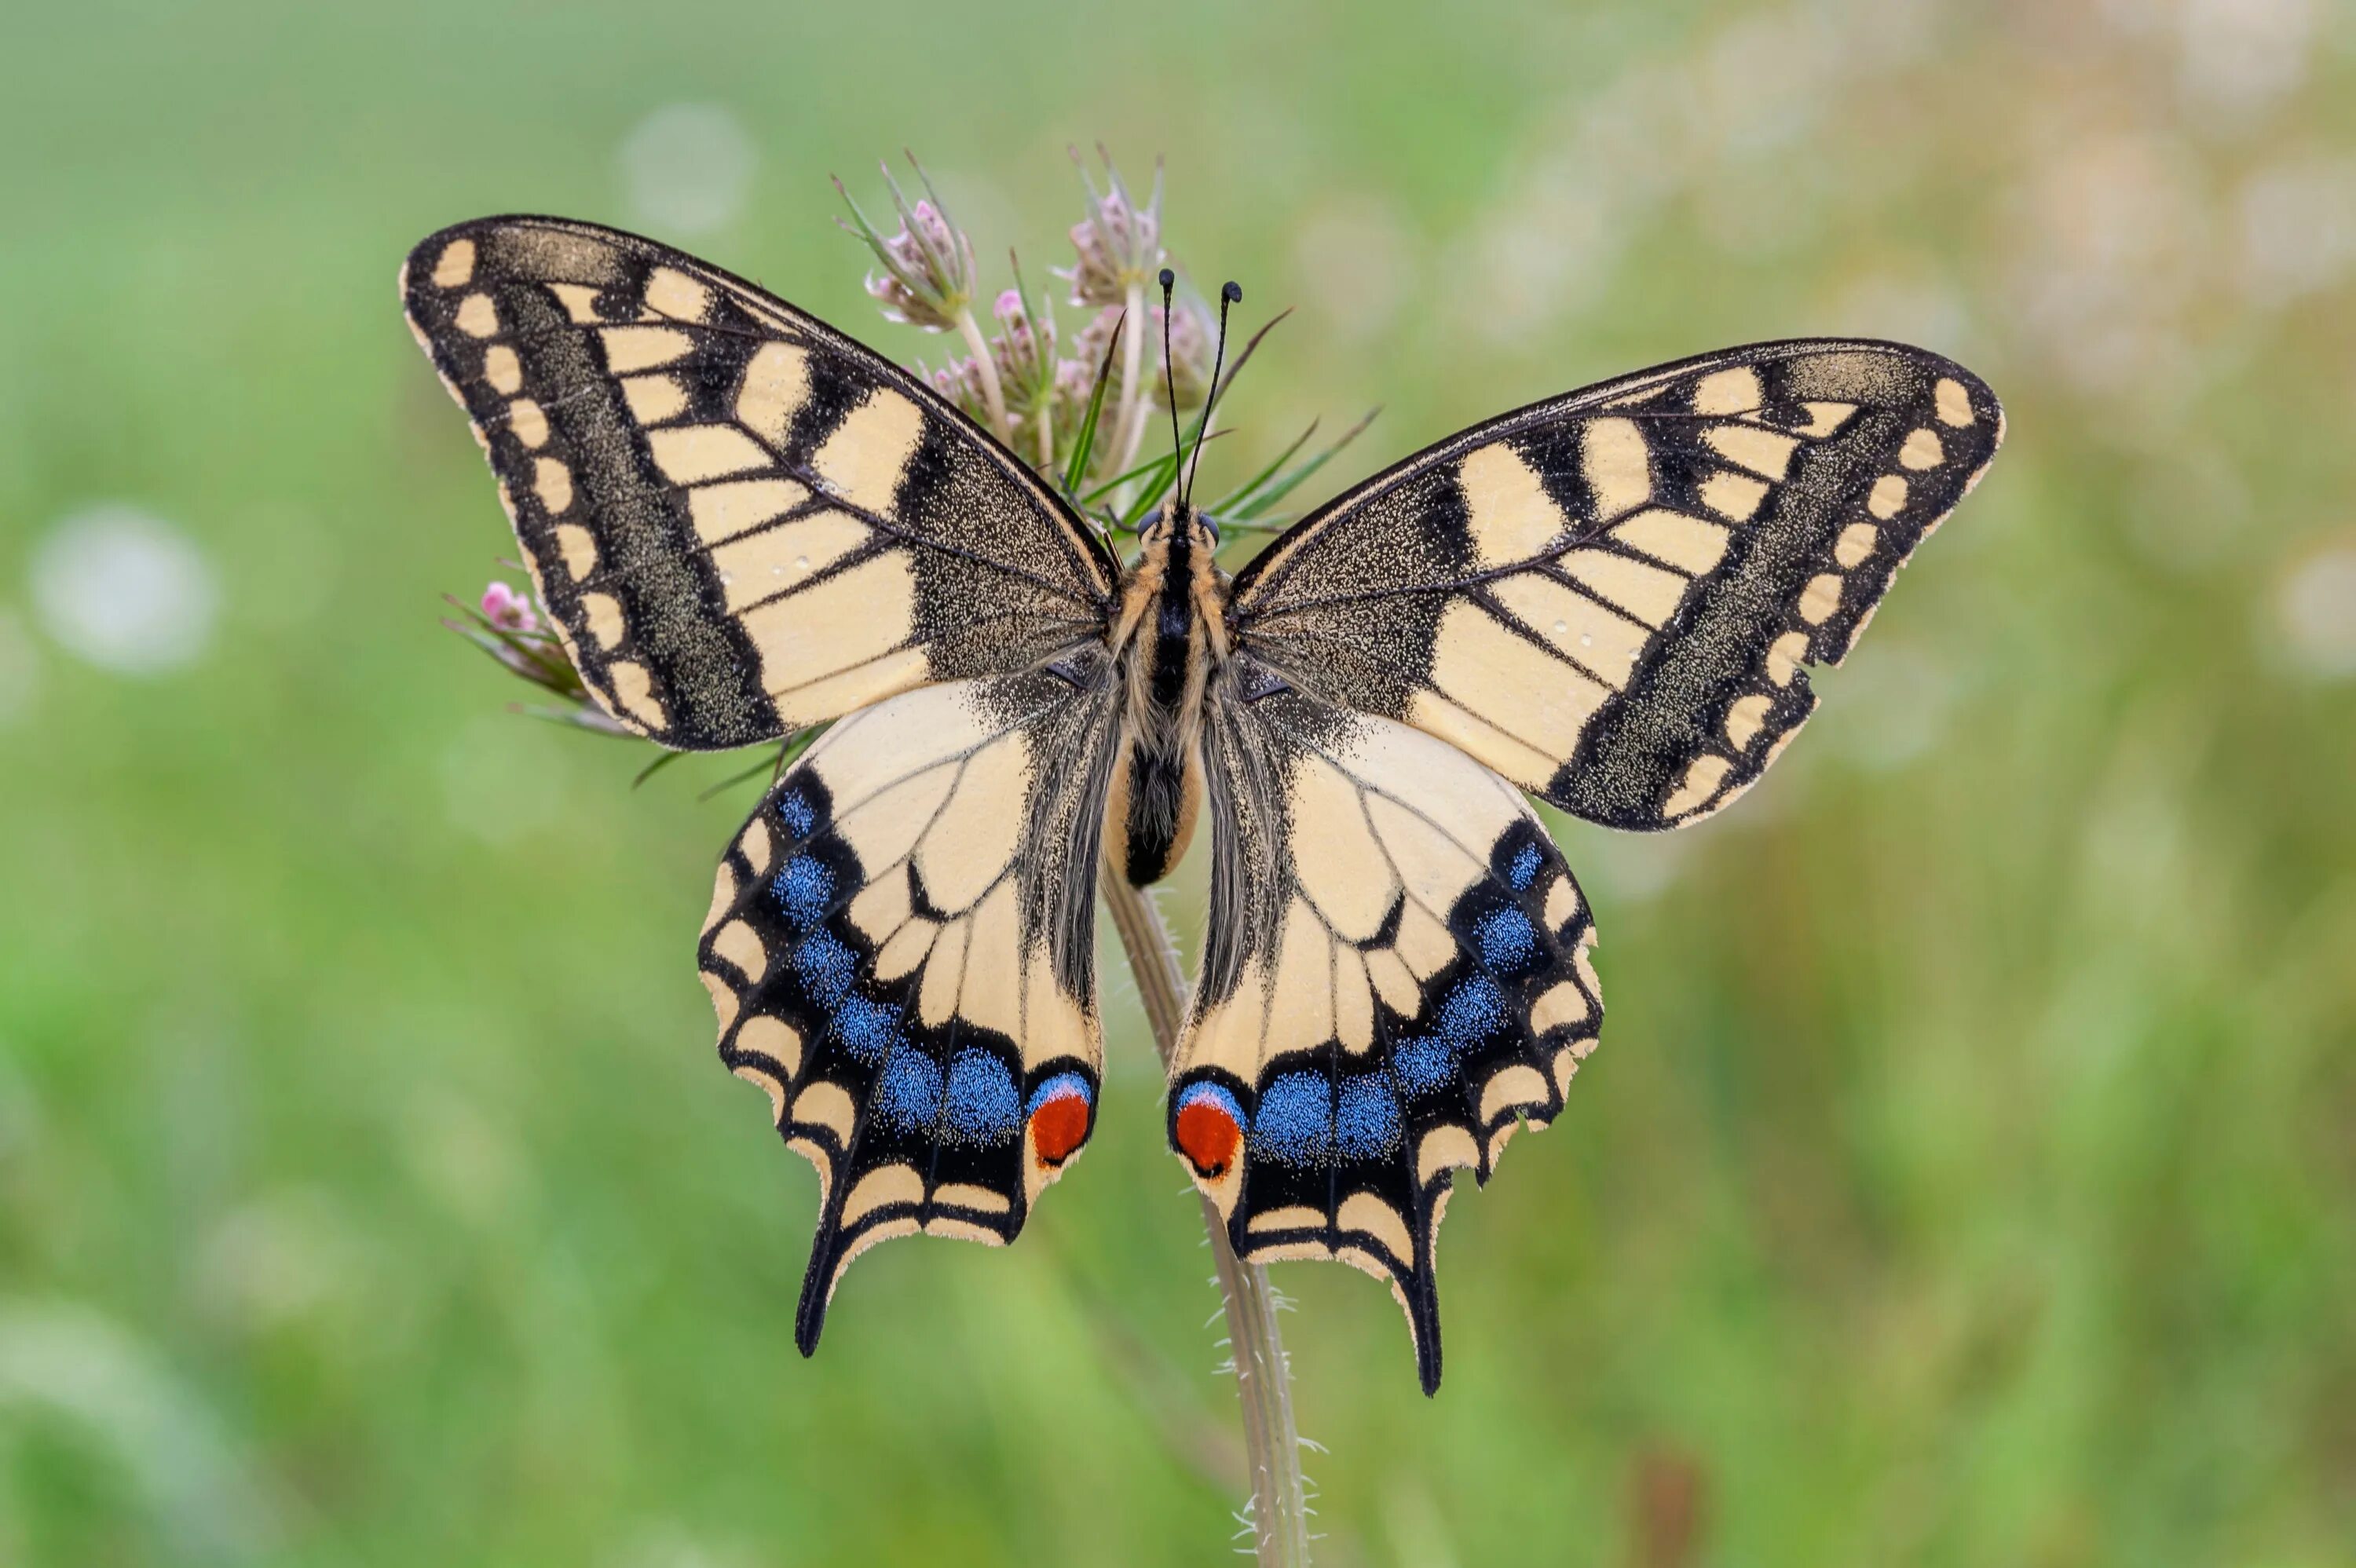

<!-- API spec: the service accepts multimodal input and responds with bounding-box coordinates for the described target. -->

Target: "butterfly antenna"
[1183,280,1242,510]
[1158,267,1183,495]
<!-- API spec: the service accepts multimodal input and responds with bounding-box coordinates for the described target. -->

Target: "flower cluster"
[843,148,1257,514]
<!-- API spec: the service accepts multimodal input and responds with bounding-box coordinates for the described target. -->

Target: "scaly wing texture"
[1230,340,2003,828]
[1170,680,1601,1393]
[697,660,1122,1351]
[403,216,1113,748]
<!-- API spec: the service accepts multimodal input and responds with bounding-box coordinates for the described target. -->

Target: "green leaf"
[1208,418,1320,515]
[1063,309,1124,499]
[1081,444,1180,506]
[1227,407,1379,521]
[632,749,690,789]
[696,729,824,803]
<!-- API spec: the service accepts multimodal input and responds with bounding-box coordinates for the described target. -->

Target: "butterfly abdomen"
[1106,506,1223,885]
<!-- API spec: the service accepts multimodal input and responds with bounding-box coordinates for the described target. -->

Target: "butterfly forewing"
[1231,340,2003,828]
[699,662,1122,1351]
[403,216,1114,749]
[1172,683,1601,1393]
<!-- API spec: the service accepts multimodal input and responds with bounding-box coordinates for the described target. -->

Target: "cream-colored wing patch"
[402,216,1116,752]
[696,664,1120,1356]
[1172,686,1603,1394]
[1230,339,2003,835]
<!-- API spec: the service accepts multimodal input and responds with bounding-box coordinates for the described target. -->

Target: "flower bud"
[924,356,994,426]
[990,286,1058,419]
[481,579,538,633]
[836,158,978,332]
[1056,149,1165,307]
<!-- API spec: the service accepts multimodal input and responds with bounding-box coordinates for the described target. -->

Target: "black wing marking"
[403,216,1114,749]
[1230,340,2003,828]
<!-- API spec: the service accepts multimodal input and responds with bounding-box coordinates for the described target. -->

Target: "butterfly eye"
[1198,514,1222,545]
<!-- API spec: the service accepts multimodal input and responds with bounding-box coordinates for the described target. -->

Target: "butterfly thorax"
[1105,501,1228,886]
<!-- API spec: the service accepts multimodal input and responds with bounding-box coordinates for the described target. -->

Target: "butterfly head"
[1140,494,1220,551]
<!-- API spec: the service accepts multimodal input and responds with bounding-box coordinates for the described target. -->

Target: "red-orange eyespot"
[1173,1082,1246,1178]
[1026,1074,1094,1167]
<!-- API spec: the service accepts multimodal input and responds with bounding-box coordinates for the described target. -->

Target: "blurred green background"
[5,1,2354,1563]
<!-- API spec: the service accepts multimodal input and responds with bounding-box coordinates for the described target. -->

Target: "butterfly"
[403,215,2002,1394]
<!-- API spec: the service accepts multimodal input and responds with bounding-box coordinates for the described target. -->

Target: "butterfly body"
[1107,501,1225,886]
[403,215,2002,1393]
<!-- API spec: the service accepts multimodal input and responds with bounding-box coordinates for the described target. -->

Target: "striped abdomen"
[1107,507,1220,886]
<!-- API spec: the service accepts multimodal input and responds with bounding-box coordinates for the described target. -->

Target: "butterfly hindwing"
[1170,679,1601,1393]
[1231,339,2003,828]
[698,661,1121,1351]
[403,217,1114,749]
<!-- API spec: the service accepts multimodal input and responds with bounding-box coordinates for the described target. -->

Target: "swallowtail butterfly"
[404,216,2002,1392]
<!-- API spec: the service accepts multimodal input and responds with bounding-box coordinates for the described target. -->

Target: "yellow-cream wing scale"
[403,217,1124,1349]
[1172,340,2002,1391]
[401,216,1114,748]
[700,663,1121,1351]
[1169,687,1601,1394]
[1230,339,2003,828]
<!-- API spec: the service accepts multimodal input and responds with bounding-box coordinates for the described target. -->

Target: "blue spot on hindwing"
[1437,974,1508,1042]
[775,788,816,839]
[1509,842,1543,891]
[773,855,834,928]
[830,992,905,1065]
[790,930,856,1005]
[1392,1036,1457,1098]
[942,1050,1021,1145]
[1249,1072,1333,1166]
[873,1051,943,1131]
[1475,906,1538,974]
[1334,1074,1402,1158]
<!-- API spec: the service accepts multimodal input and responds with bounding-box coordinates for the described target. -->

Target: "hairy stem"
[953,307,1011,440]
[1108,276,1150,497]
[1098,865,1311,1568]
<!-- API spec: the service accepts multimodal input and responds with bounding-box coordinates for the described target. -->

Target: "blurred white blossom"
[2176,0,2318,117]
[2273,545,2356,678]
[29,503,219,675]
[620,104,756,236]
[2234,153,2356,305]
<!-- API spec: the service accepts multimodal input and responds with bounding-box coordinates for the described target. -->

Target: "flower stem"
[1097,864,1311,1568]
[953,306,1012,440]
[1108,277,1150,498]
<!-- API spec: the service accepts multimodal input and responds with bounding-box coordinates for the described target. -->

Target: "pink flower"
[481,580,538,633]
[1057,151,1164,307]
[839,165,978,332]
